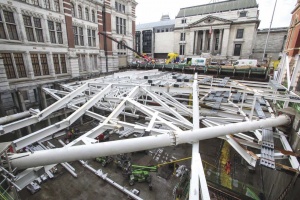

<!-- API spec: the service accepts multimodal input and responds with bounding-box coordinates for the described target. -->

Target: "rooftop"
[176,0,258,18]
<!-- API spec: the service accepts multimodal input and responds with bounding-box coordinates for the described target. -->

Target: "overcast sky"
[135,0,297,29]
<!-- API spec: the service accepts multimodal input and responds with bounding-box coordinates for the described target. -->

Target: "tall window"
[78,5,82,19]
[181,19,186,24]
[54,0,60,12]
[53,54,67,74]
[88,29,96,47]
[71,3,75,17]
[48,21,63,44]
[234,44,242,56]
[2,11,18,40]
[85,8,89,21]
[179,44,185,55]
[44,0,50,9]
[1,53,27,79]
[23,15,44,42]
[92,10,95,22]
[30,54,49,76]
[180,33,185,41]
[116,17,126,35]
[2,53,16,79]
[73,26,78,45]
[0,12,6,39]
[89,55,97,70]
[73,26,84,46]
[115,2,125,13]
[77,54,86,71]
[236,29,244,39]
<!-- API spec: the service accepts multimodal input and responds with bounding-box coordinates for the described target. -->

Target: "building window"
[53,54,67,74]
[142,30,152,53]
[79,27,84,45]
[236,29,244,39]
[180,33,185,41]
[181,19,186,24]
[85,8,89,21]
[90,54,98,70]
[92,30,96,47]
[135,31,141,53]
[71,3,75,17]
[32,0,39,6]
[115,2,125,13]
[1,11,19,40]
[215,38,219,51]
[30,54,49,76]
[157,30,160,33]
[78,5,82,19]
[92,10,95,22]
[48,21,63,44]
[14,53,27,78]
[54,0,60,12]
[0,12,6,39]
[73,26,84,46]
[40,54,49,75]
[239,11,247,17]
[116,17,126,35]
[2,53,16,79]
[77,54,86,71]
[23,15,44,42]
[179,45,185,55]
[44,0,50,9]
[234,44,242,56]
[166,28,168,32]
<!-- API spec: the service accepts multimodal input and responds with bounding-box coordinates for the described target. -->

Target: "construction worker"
[225,160,231,175]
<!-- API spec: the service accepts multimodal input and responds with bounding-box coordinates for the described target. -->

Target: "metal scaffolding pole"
[10,115,290,169]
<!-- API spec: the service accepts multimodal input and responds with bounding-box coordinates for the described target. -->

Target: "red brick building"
[286,0,300,57]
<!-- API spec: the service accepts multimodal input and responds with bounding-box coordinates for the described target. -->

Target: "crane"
[98,32,153,62]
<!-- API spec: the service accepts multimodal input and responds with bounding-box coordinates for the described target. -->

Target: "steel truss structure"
[1,69,300,200]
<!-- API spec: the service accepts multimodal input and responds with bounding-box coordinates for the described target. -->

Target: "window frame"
[44,0,50,9]
[78,5,83,19]
[234,44,242,56]
[180,32,185,41]
[30,53,50,76]
[54,0,60,12]
[1,10,19,40]
[48,20,63,44]
[92,10,96,23]
[23,15,44,42]
[179,44,185,55]
[85,7,89,21]
[53,54,67,74]
[71,3,75,17]
[236,29,244,39]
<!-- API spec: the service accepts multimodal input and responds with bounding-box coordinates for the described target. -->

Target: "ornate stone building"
[0,0,137,124]
[174,0,260,59]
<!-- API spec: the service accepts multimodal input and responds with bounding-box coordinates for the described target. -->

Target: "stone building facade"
[0,0,137,121]
[252,27,288,61]
[174,0,259,60]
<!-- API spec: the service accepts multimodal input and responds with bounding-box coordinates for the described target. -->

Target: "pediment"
[189,15,232,27]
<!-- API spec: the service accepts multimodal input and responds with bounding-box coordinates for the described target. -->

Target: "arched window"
[71,3,75,17]
[78,5,82,19]
[85,8,89,21]
[92,10,96,23]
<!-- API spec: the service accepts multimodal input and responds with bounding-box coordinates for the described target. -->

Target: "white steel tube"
[0,111,31,125]
[10,115,290,169]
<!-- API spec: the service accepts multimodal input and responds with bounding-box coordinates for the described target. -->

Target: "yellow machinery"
[166,53,179,64]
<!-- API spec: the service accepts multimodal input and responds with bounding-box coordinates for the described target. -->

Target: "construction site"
[0,59,300,199]
[0,0,300,200]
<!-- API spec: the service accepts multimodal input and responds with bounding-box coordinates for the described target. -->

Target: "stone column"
[210,29,214,54]
[194,31,198,55]
[17,91,32,134]
[202,30,206,52]
[16,8,27,43]
[48,52,55,77]
[24,51,34,79]
[39,86,51,126]
[42,14,51,44]
[189,31,195,55]
[221,28,230,57]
